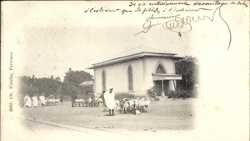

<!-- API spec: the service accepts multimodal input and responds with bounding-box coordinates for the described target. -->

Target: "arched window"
[128,65,134,91]
[156,64,166,74]
[102,70,106,91]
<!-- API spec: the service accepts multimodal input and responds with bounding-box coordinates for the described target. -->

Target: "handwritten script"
[83,1,249,50]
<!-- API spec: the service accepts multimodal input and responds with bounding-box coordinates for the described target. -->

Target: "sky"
[3,1,234,79]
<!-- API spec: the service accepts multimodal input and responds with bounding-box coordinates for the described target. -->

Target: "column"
[161,80,165,96]
[169,80,176,91]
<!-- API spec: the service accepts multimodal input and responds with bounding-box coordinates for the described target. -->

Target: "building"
[89,49,182,97]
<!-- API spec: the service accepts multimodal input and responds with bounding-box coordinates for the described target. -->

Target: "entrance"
[154,80,169,96]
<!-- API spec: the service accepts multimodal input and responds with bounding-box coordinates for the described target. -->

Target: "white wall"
[94,57,178,96]
[94,59,144,96]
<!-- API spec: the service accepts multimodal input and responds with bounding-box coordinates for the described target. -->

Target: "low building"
[89,49,182,97]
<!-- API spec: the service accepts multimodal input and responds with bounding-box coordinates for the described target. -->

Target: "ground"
[23,98,194,132]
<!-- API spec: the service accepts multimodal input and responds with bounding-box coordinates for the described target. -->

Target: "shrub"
[147,88,160,101]
[167,89,196,99]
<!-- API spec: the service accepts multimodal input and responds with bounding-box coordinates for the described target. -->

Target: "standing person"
[32,96,38,107]
[24,95,32,108]
[109,88,116,115]
[98,91,105,107]
[88,97,92,107]
[71,95,77,107]
[104,88,116,116]
[39,95,46,106]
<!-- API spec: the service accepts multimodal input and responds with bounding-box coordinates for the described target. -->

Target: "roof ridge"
[89,52,182,69]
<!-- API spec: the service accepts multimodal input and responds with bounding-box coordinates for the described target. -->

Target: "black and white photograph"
[1,1,249,141]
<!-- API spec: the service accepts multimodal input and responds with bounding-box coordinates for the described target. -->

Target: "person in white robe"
[24,95,32,108]
[39,95,46,106]
[32,96,39,107]
[88,97,92,107]
[104,88,116,116]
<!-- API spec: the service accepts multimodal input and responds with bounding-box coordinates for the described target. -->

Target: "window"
[102,70,106,91]
[156,64,166,74]
[128,65,134,91]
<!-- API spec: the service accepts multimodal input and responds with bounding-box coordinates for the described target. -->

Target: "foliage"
[19,69,94,99]
[175,56,199,91]
[63,69,92,86]
[19,75,61,97]
[147,88,160,101]
[167,89,197,99]
[62,69,93,97]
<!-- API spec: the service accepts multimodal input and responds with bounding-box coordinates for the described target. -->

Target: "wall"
[94,59,144,96]
[94,56,178,97]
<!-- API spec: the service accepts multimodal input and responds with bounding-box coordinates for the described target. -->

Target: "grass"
[23,98,194,131]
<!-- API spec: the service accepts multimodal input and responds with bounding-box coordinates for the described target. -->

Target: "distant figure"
[100,91,105,105]
[24,95,32,108]
[115,100,120,111]
[97,97,103,107]
[54,97,60,105]
[60,96,63,103]
[74,98,85,107]
[88,97,92,107]
[71,95,77,107]
[39,95,46,106]
[94,97,98,107]
[96,91,105,107]
[138,97,150,112]
[32,96,39,107]
[104,88,116,116]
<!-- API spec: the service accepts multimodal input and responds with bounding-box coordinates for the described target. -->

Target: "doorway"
[153,80,169,96]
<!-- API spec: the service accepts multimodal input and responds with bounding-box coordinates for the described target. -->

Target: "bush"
[147,88,160,101]
[167,89,196,99]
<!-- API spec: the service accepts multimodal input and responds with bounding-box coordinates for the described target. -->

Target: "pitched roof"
[89,46,183,69]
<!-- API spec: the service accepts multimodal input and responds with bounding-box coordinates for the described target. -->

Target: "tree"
[61,68,93,97]
[19,75,62,97]
[34,77,61,96]
[19,76,39,96]
[18,68,94,103]
[175,56,198,91]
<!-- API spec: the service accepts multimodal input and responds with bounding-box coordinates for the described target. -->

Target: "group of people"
[101,88,151,116]
[119,97,151,114]
[24,95,46,108]
[71,96,103,107]
[23,95,61,108]
[23,88,151,116]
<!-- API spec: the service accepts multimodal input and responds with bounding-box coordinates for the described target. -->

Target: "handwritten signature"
[136,5,232,50]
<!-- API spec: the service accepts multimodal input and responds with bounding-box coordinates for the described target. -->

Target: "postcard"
[1,1,249,141]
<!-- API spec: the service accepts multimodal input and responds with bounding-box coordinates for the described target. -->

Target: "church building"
[89,49,182,97]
